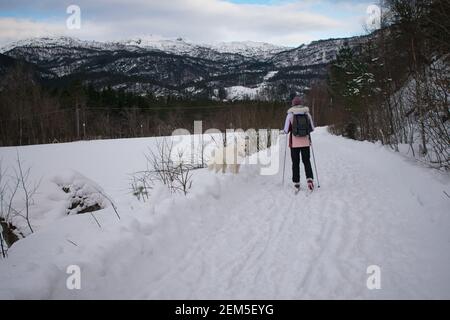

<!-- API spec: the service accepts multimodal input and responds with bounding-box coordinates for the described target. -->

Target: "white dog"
[208,139,247,174]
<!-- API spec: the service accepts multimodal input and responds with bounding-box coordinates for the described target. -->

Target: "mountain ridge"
[1,34,371,101]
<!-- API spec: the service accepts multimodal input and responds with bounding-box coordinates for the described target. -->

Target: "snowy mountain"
[119,35,201,55]
[0,52,54,80]
[120,36,291,61]
[269,36,369,68]
[0,34,371,99]
[0,36,132,54]
[1,35,287,61]
[209,41,290,60]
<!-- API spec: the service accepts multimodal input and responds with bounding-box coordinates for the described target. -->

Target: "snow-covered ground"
[224,71,279,100]
[0,128,449,299]
[225,85,260,100]
[209,41,290,59]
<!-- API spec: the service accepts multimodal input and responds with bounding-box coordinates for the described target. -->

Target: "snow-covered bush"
[0,218,20,258]
[53,172,107,215]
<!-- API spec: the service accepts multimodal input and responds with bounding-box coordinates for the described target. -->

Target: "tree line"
[313,0,449,170]
[0,65,287,147]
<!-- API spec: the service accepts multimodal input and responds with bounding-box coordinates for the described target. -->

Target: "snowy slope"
[120,35,215,58]
[225,85,260,100]
[270,36,369,68]
[0,36,135,54]
[224,71,279,101]
[0,128,449,299]
[1,36,289,60]
[98,36,291,60]
[209,41,290,60]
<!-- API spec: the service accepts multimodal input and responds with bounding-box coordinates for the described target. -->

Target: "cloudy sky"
[0,0,375,47]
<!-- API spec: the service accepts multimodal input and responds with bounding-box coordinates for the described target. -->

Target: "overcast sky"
[0,0,375,47]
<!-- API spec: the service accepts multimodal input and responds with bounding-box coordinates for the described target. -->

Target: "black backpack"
[292,114,311,137]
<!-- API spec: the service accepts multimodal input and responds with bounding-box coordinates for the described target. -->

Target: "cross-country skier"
[283,96,315,191]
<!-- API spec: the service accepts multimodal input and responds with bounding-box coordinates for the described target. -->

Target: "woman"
[283,96,315,191]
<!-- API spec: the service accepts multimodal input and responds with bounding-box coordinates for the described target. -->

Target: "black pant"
[291,147,313,183]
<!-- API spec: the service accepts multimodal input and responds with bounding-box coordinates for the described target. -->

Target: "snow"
[225,86,260,100]
[224,71,278,101]
[208,41,290,60]
[0,128,449,299]
[388,59,450,169]
[263,71,278,81]
[271,35,370,68]
[122,37,290,59]
[1,35,290,61]
[0,36,128,54]
[120,35,200,56]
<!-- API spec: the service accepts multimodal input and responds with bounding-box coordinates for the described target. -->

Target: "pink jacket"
[283,106,314,148]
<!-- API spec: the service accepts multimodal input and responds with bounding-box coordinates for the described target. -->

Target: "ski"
[292,181,315,196]
[294,185,315,196]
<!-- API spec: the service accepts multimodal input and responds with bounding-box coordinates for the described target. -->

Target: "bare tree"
[0,227,5,258]
[0,158,32,255]
[139,138,196,196]
[0,162,7,258]
[13,153,41,234]
[145,138,176,188]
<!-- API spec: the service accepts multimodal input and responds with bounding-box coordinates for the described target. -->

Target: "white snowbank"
[0,128,449,299]
[224,71,278,101]
[225,86,260,101]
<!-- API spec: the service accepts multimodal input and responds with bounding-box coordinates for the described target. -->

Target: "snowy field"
[0,127,449,299]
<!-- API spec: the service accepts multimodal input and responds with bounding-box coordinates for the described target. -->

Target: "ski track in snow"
[0,128,449,299]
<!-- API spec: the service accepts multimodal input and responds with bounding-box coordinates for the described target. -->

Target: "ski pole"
[309,134,320,188]
[282,132,288,186]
